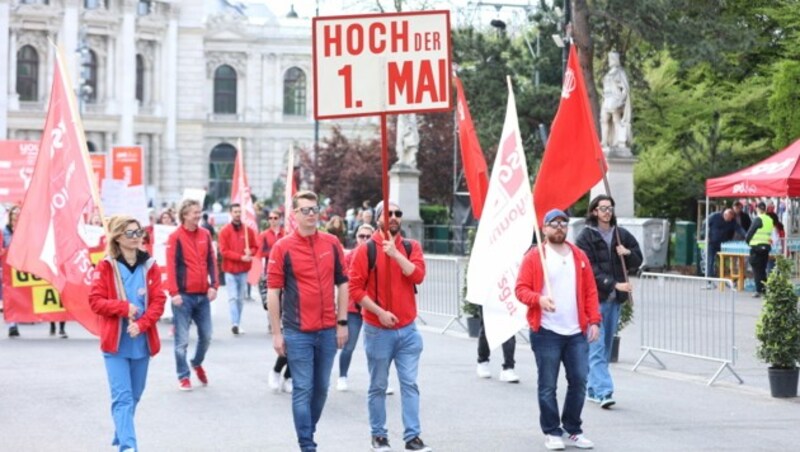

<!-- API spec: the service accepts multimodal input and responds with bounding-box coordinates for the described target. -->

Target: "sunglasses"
[357,234,371,240]
[547,220,569,229]
[296,206,320,215]
[268,217,280,220]
[123,229,145,239]
[596,206,614,213]
[386,210,403,218]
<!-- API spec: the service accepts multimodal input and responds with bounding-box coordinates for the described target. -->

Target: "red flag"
[533,45,607,224]
[454,76,489,219]
[6,49,101,335]
[231,141,261,284]
[283,145,298,235]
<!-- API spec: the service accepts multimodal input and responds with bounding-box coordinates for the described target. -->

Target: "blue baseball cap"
[543,209,569,225]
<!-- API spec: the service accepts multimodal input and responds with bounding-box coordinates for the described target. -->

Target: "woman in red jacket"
[89,215,166,452]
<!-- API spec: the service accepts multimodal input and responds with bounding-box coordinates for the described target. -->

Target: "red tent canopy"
[706,138,800,198]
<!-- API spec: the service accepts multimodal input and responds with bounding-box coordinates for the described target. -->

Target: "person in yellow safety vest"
[745,201,774,298]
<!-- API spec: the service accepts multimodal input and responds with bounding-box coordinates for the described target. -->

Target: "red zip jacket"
[89,254,166,355]
[267,230,348,332]
[218,222,258,274]
[258,228,284,270]
[166,225,218,296]
[349,232,425,329]
[514,242,601,333]
[344,247,361,314]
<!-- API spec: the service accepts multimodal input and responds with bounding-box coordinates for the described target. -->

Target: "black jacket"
[575,224,643,303]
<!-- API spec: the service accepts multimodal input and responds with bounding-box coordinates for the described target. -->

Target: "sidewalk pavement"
[1,283,800,451]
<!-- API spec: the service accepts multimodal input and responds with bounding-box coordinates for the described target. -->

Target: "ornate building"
[1,0,368,206]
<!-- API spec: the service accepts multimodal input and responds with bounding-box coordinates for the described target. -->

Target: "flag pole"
[596,157,634,303]
[237,137,250,251]
[380,113,393,310]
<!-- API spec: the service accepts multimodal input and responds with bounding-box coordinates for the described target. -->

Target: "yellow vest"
[750,213,774,246]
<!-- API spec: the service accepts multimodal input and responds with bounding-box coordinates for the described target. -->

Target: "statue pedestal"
[389,164,423,241]
[591,155,637,217]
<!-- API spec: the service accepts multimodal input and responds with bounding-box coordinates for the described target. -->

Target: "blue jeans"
[173,294,213,380]
[338,312,363,378]
[529,328,589,436]
[364,322,424,442]
[587,301,621,399]
[104,355,150,451]
[284,327,338,452]
[225,271,247,327]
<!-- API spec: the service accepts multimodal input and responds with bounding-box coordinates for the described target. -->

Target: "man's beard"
[547,233,566,244]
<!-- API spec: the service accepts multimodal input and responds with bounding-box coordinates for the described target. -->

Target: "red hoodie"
[514,242,601,333]
[348,232,425,329]
[218,222,258,274]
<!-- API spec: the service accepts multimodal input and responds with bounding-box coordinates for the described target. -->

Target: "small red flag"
[533,45,607,224]
[231,142,260,284]
[7,49,101,335]
[283,145,298,235]
[454,76,489,219]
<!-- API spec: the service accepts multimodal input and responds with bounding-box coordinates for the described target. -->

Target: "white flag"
[466,77,534,350]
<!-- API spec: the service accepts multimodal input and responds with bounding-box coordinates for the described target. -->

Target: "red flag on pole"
[533,45,607,223]
[283,145,298,235]
[454,76,489,219]
[231,140,260,284]
[7,47,101,335]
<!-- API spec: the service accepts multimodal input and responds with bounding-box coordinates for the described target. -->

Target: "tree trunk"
[571,0,601,137]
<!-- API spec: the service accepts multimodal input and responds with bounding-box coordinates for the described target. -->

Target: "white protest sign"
[182,188,206,206]
[313,10,451,119]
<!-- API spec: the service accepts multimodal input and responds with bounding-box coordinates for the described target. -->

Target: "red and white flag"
[283,145,298,235]
[466,78,534,350]
[7,49,101,335]
[231,141,260,284]
[454,76,489,219]
[533,45,607,223]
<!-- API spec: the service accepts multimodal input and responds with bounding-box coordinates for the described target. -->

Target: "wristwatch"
[337,319,348,326]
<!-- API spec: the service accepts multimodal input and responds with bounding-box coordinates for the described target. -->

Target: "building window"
[84,0,107,9]
[136,54,144,103]
[82,49,98,103]
[283,67,306,116]
[87,141,98,153]
[213,65,237,114]
[209,143,237,207]
[20,0,50,5]
[16,45,39,101]
[137,0,151,16]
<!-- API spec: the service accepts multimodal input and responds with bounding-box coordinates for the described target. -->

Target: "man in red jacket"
[349,201,431,452]
[515,209,601,451]
[218,203,257,335]
[267,190,349,452]
[166,199,219,391]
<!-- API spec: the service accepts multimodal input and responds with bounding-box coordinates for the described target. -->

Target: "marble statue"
[600,51,632,157]
[396,113,419,169]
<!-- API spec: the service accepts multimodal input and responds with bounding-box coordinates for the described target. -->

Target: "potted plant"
[756,257,800,398]
[609,300,633,363]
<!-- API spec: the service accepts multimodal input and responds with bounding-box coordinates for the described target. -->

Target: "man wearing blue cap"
[516,208,601,451]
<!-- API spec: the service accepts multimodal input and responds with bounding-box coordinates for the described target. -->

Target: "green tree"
[769,60,800,149]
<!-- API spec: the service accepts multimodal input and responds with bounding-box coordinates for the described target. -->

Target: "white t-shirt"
[540,244,581,335]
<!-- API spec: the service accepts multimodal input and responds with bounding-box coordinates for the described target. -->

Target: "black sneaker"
[405,437,432,452]
[8,326,20,338]
[59,330,68,339]
[232,325,239,335]
[371,436,391,452]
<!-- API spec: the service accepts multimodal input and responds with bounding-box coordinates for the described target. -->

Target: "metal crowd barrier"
[417,255,467,334]
[633,272,742,386]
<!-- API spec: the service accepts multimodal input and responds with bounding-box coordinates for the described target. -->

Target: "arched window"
[135,54,144,103]
[208,143,237,206]
[16,45,39,101]
[86,141,98,153]
[82,49,98,103]
[283,67,306,116]
[213,65,237,114]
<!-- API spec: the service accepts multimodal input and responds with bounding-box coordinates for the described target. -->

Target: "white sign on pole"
[313,10,451,119]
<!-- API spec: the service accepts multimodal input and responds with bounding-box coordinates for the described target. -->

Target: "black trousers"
[477,307,516,369]
[749,244,771,294]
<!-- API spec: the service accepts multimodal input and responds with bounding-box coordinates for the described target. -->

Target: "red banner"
[0,140,39,204]
[111,146,144,186]
[90,153,107,189]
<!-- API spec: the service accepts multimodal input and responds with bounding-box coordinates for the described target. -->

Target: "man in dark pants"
[745,202,774,298]
[732,201,752,241]
[703,208,747,287]
[476,306,519,382]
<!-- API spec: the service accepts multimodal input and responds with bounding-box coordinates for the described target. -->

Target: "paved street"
[2,281,800,451]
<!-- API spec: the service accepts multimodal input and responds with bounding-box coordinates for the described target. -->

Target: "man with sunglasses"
[575,195,642,411]
[219,203,258,336]
[267,190,349,452]
[515,208,601,451]
[349,201,431,452]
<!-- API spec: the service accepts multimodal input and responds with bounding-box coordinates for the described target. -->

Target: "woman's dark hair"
[586,194,617,226]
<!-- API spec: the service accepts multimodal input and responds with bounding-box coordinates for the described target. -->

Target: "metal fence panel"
[633,272,742,385]
[417,255,466,333]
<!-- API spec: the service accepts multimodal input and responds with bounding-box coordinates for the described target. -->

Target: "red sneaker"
[178,377,192,391]
[193,365,208,386]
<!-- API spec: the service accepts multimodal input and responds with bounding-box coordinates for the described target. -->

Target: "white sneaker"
[386,386,394,395]
[499,368,520,383]
[544,434,565,450]
[476,362,491,379]
[336,376,348,392]
[282,378,293,393]
[268,371,281,392]
[564,433,594,449]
